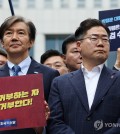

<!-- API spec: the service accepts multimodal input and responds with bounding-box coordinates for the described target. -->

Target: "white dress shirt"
[81,64,104,109]
[7,56,31,76]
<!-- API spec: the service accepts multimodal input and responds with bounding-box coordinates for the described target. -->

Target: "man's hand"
[34,101,50,134]
[44,100,50,120]
[114,48,120,69]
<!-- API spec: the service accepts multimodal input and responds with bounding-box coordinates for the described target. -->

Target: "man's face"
[78,26,110,69]
[43,56,68,75]
[1,22,33,58]
[64,42,82,72]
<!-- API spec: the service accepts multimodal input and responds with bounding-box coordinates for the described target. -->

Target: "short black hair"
[40,49,63,64]
[62,34,76,54]
[75,18,110,40]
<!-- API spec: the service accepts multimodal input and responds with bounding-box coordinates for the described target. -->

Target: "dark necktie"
[12,65,21,76]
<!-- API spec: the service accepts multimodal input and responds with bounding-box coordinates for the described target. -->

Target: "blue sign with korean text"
[99,9,120,51]
[0,119,17,128]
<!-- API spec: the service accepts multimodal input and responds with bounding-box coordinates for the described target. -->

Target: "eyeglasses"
[80,35,110,45]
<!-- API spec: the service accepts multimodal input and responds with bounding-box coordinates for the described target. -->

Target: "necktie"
[12,65,21,76]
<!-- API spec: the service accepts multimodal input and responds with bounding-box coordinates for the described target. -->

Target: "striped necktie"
[12,65,21,76]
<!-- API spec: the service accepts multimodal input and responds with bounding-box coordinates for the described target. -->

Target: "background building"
[0,0,120,68]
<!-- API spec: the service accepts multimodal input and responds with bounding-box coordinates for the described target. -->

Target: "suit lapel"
[0,63,10,76]
[69,69,89,113]
[90,66,117,114]
[27,59,42,74]
[0,59,42,76]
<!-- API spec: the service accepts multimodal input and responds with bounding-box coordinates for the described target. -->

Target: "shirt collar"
[81,63,104,74]
[7,56,31,74]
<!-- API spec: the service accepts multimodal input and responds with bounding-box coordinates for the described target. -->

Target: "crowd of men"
[0,15,120,134]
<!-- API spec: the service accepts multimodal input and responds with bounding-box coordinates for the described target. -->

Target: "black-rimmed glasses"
[79,35,110,45]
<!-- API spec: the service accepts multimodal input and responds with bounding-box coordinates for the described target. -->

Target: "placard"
[0,74,46,131]
[99,9,120,51]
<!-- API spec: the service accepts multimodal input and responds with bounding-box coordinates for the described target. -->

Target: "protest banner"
[0,74,46,131]
[99,9,120,51]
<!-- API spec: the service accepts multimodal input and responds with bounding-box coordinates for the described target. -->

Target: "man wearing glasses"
[47,18,120,134]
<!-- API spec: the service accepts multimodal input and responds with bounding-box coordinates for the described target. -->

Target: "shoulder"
[31,58,60,75]
[102,66,120,80]
[53,69,80,81]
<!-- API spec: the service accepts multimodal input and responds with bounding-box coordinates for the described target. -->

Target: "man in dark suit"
[47,18,120,134]
[0,16,59,134]
[62,34,82,72]
[0,48,7,67]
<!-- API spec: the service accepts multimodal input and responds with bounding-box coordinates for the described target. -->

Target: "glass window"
[110,0,118,8]
[60,0,69,8]
[45,35,69,53]
[27,0,35,8]
[12,0,19,8]
[44,0,53,8]
[94,0,102,8]
[0,0,3,8]
[77,0,85,8]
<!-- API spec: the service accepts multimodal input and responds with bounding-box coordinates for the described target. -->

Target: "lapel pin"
[111,75,114,79]
[34,72,39,74]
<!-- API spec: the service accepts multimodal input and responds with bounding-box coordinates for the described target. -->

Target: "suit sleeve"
[46,78,75,134]
[44,70,60,102]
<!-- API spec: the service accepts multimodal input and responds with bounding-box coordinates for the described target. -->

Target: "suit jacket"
[0,58,59,134]
[47,66,120,134]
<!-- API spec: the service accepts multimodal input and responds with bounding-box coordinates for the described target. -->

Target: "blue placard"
[99,9,120,51]
[0,119,17,128]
